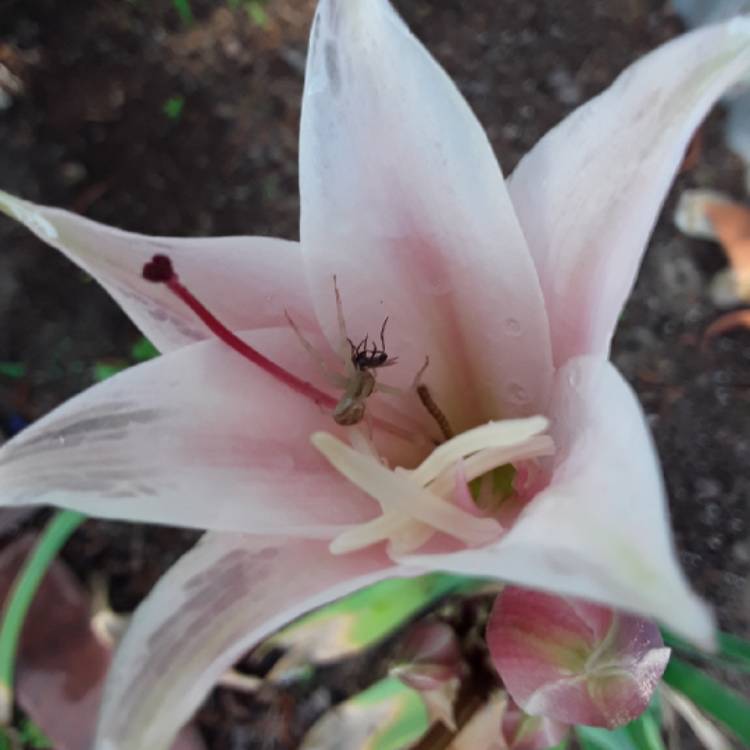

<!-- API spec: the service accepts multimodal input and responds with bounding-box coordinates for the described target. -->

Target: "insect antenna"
[379,317,389,350]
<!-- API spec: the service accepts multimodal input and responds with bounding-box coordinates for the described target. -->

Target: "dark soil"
[0,0,748,747]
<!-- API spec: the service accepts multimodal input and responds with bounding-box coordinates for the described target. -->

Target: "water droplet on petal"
[415,271,453,296]
[567,369,582,389]
[506,381,529,405]
[504,318,522,337]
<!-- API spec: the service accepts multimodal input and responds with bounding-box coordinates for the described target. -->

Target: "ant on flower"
[337,317,398,425]
[286,277,399,426]
[287,277,454,440]
[348,317,396,371]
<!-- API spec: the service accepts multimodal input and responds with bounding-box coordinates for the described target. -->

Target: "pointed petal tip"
[679,597,718,653]
[0,189,59,241]
[653,586,716,653]
[727,14,750,37]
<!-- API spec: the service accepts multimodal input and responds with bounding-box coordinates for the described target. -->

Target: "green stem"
[0,511,86,724]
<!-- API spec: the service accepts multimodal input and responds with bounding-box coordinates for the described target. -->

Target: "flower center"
[313,417,555,558]
[142,255,555,557]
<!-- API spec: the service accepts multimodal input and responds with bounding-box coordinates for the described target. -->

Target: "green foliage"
[300,677,429,750]
[661,627,750,673]
[265,573,481,669]
[163,95,185,121]
[19,717,52,748]
[246,1,268,27]
[0,511,87,724]
[663,656,750,745]
[0,363,25,379]
[93,361,127,382]
[131,337,159,361]
[172,0,193,25]
[576,696,664,750]
[227,0,269,27]
[93,337,158,383]
[0,717,53,749]
[357,678,429,750]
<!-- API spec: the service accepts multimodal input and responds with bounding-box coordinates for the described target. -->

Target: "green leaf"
[300,677,429,750]
[716,631,750,667]
[19,717,52,748]
[130,337,159,362]
[661,627,750,673]
[0,362,25,379]
[576,695,664,750]
[172,0,193,25]
[262,574,480,677]
[246,1,268,27]
[0,511,86,723]
[163,96,185,121]
[624,710,666,750]
[93,361,128,382]
[663,657,750,745]
[576,726,639,750]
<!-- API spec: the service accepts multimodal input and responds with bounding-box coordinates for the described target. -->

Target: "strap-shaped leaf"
[663,657,750,746]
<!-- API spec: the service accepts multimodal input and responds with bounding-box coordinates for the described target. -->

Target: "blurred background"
[0,1,749,747]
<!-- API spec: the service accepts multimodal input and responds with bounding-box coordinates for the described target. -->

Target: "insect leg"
[379,316,389,351]
[285,309,348,388]
[333,275,356,378]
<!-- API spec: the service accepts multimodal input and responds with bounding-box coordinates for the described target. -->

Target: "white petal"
[508,20,750,366]
[299,0,553,424]
[0,190,316,352]
[0,330,377,535]
[404,357,714,648]
[94,533,400,750]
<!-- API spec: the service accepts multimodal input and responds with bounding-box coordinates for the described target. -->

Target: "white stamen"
[411,417,548,486]
[329,510,409,554]
[347,425,383,461]
[312,432,501,545]
[427,434,555,497]
[387,519,435,557]
[318,416,555,558]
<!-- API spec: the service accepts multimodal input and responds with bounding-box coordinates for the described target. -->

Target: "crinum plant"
[1,2,750,748]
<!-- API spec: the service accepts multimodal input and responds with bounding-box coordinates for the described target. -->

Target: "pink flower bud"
[487,587,670,728]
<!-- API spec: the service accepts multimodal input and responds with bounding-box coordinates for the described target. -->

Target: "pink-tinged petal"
[299,0,553,424]
[500,696,570,750]
[402,357,714,648]
[392,622,465,694]
[0,330,381,534]
[508,20,750,365]
[0,190,316,353]
[94,532,403,750]
[488,587,669,728]
[0,535,204,750]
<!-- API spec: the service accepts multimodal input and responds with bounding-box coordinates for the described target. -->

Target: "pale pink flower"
[1,2,749,747]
